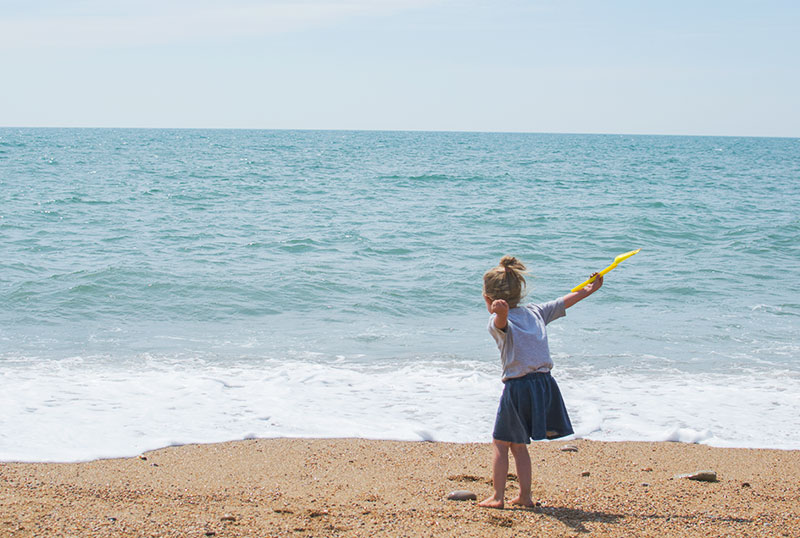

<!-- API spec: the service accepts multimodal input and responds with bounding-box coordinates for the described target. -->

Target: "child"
[478,255,603,509]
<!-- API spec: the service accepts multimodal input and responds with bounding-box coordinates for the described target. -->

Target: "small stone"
[642,483,650,487]
[220,515,236,522]
[581,471,590,477]
[560,445,578,452]
[205,533,216,537]
[676,470,717,482]
[446,490,477,501]
[641,467,653,472]
[742,482,751,488]
[138,455,147,461]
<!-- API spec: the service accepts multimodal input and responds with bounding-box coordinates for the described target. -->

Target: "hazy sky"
[2,0,798,136]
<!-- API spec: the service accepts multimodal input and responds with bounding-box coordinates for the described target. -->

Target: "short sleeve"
[487,314,507,350]
[535,297,566,325]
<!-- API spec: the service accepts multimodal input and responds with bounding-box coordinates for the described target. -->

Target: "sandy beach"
[1,438,798,537]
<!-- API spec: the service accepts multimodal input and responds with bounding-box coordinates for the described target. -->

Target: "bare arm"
[563,273,603,309]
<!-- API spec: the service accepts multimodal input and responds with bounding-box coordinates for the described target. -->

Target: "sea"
[1,128,798,462]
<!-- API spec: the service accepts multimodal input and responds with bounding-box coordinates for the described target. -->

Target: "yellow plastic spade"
[570,249,641,292]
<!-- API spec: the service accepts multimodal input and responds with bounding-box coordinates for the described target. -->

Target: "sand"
[1,438,798,537]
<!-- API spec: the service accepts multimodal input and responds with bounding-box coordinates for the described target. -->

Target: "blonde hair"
[483,256,528,308]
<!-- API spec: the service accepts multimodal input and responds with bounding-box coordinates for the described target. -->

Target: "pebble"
[581,471,590,477]
[676,470,718,482]
[560,445,579,452]
[446,490,477,501]
[220,515,236,522]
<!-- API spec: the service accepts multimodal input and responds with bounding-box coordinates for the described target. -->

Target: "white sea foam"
[2,355,799,462]
[560,368,800,449]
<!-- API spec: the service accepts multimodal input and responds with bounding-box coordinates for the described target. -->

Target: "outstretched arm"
[563,273,603,309]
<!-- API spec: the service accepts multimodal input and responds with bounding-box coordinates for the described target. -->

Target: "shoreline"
[5,434,800,466]
[2,438,798,537]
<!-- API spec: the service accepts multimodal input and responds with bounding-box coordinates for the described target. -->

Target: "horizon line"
[1,125,798,140]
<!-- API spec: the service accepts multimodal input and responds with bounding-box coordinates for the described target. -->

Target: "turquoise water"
[1,128,799,460]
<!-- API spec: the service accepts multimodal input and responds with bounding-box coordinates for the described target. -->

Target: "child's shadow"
[518,505,752,533]
[527,505,623,533]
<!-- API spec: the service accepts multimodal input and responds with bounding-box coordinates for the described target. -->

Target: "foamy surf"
[2,354,799,462]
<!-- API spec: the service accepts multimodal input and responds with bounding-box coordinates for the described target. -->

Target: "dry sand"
[1,438,799,537]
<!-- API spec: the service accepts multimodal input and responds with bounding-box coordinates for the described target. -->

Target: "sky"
[1,0,798,136]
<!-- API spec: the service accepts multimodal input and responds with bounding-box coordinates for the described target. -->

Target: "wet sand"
[1,438,798,537]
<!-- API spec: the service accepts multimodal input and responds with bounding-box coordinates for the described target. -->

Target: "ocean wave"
[2,354,799,462]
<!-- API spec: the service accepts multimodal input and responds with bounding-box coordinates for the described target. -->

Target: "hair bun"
[499,255,525,271]
[484,256,528,307]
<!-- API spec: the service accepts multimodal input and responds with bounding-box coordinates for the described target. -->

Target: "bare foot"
[478,496,504,509]
[510,495,535,508]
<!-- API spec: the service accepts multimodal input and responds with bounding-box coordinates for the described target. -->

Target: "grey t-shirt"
[488,297,566,381]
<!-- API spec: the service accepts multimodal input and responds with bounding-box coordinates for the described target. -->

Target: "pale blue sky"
[2,0,798,136]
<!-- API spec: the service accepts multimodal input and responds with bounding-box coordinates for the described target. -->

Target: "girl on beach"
[479,256,603,509]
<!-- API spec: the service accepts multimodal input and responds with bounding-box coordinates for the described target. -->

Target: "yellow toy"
[571,249,641,292]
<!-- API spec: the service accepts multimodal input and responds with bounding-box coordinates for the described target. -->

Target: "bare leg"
[509,442,534,507]
[479,440,510,509]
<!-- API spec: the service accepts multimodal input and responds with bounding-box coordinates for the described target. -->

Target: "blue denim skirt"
[492,372,574,444]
